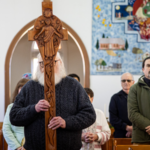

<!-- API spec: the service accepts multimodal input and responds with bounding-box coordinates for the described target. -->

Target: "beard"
[34,63,66,86]
[148,71,150,78]
[54,64,66,85]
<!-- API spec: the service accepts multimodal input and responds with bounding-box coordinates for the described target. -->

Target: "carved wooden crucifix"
[28,1,68,150]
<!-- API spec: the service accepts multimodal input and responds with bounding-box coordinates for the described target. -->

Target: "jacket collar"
[138,75,150,89]
[118,90,128,96]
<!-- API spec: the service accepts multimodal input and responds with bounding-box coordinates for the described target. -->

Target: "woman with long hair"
[3,78,29,150]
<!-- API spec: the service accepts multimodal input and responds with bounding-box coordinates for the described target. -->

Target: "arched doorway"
[5,20,90,111]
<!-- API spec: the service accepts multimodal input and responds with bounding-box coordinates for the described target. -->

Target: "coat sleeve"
[64,83,96,131]
[109,96,127,130]
[2,104,22,150]
[128,85,150,130]
[96,110,111,145]
[10,82,38,126]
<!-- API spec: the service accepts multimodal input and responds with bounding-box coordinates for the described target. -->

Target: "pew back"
[0,122,3,150]
[113,138,132,145]
[102,138,113,150]
[114,145,150,150]
[113,138,150,150]
[0,122,8,150]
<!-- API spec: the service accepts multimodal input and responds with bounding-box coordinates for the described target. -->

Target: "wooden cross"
[28,1,68,150]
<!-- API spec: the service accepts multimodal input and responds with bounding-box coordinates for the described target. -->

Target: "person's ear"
[91,97,94,103]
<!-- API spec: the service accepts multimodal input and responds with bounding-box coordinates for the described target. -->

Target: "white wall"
[60,36,84,85]
[0,0,140,121]
[11,34,31,102]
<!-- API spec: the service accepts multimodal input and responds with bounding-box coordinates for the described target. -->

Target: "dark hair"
[142,57,150,68]
[84,88,94,98]
[12,78,30,103]
[68,73,80,82]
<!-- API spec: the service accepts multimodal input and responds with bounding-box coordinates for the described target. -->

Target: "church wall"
[11,34,31,102]
[0,0,140,121]
[59,36,84,86]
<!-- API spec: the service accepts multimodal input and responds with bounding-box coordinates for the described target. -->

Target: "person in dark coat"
[109,72,134,138]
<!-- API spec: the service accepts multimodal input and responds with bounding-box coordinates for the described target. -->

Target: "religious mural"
[91,0,150,75]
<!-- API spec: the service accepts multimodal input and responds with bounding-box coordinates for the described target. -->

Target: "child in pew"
[81,88,111,150]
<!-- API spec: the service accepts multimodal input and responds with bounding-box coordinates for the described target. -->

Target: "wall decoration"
[91,0,150,75]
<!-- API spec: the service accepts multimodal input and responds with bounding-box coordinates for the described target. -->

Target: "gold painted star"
[96,5,99,10]
[109,24,112,27]
[98,8,101,11]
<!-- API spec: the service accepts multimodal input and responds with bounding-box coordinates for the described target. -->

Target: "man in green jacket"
[128,57,150,144]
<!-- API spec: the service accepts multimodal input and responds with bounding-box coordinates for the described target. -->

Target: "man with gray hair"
[109,72,134,138]
[10,52,96,150]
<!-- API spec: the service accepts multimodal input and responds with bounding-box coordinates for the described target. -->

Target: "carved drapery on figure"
[28,1,68,150]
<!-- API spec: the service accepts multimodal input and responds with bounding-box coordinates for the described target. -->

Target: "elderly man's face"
[121,74,134,91]
[39,55,60,74]
[142,59,150,79]
[54,55,60,74]
[39,61,44,73]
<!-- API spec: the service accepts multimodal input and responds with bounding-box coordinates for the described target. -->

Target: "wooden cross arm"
[28,30,39,41]
[62,29,68,40]
[28,29,68,41]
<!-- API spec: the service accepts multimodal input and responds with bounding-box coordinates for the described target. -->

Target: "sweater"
[81,109,111,150]
[2,103,24,150]
[10,77,96,150]
[128,75,150,143]
[109,90,132,138]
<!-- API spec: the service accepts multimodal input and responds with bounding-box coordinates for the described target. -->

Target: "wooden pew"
[0,122,3,150]
[100,138,131,150]
[112,138,131,150]
[0,129,3,150]
[114,144,150,150]
[113,139,150,150]
[0,122,8,150]
[113,138,132,145]
[101,138,113,150]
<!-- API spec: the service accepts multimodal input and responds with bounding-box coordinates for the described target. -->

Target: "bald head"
[121,72,134,94]
[121,72,134,81]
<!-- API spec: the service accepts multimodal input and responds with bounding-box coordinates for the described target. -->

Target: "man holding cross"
[10,52,96,150]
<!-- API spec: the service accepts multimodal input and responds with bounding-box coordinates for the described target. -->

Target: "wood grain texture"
[113,138,132,145]
[114,145,150,150]
[113,138,150,150]
[28,1,68,150]
[0,122,3,130]
[0,129,3,150]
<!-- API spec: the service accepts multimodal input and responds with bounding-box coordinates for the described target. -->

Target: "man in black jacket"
[109,72,134,138]
[10,53,96,150]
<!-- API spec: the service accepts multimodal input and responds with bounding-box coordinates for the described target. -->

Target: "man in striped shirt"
[81,88,111,150]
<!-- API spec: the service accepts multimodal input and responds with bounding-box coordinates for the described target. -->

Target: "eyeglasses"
[54,59,60,66]
[39,60,60,68]
[39,61,44,68]
[121,80,133,83]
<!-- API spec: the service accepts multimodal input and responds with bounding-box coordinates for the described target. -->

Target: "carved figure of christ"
[28,1,68,150]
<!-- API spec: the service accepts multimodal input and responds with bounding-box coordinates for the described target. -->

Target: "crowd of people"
[2,52,150,150]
